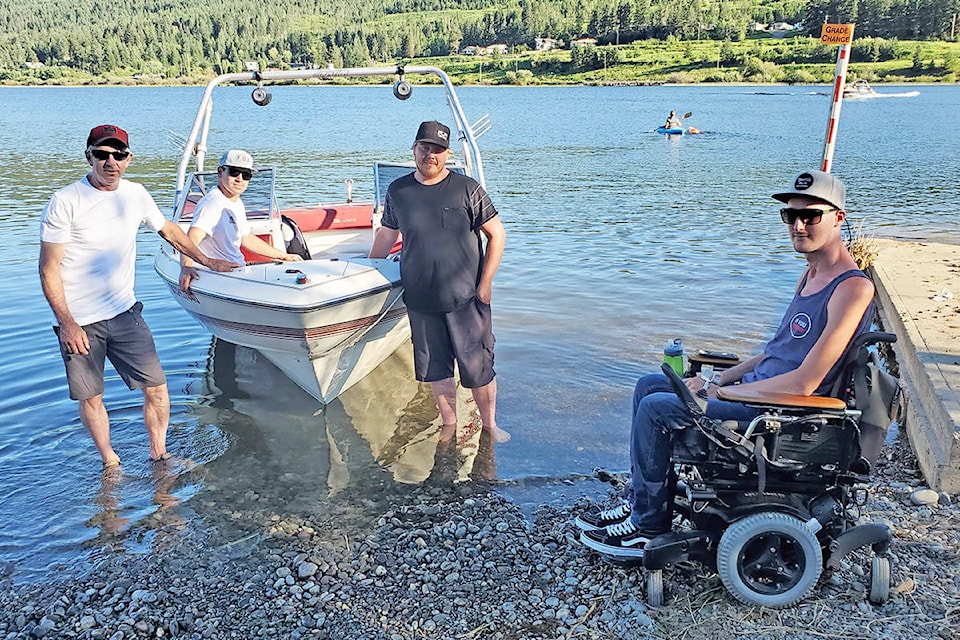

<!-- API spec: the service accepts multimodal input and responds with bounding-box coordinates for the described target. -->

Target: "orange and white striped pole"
[820,23,855,173]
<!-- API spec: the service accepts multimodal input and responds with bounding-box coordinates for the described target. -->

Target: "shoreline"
[1,431,957,640]
[1,79,953,89]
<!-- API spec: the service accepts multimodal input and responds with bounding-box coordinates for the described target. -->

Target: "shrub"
[504,69,534,85]
[719,40,738,67]
[742,56,780,82]
[782,68,816,84]
[703,69,743,83]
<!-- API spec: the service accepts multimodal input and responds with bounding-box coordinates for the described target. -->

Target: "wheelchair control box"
[686,350,740,376]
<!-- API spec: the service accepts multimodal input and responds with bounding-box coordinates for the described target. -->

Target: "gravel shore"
[1,429,957,640]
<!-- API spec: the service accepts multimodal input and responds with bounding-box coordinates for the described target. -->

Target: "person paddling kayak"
[664,110,683,129]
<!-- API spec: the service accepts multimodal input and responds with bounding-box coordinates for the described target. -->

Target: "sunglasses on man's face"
[90,149,130,161]
[779,207,833,226]
[225,166,253,180]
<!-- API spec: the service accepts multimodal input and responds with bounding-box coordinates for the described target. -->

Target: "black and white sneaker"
[574,502,631,531]
[579,518,656,559]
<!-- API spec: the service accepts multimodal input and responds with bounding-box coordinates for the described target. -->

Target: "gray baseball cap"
[219,149,256,171]
[773,170,845,210]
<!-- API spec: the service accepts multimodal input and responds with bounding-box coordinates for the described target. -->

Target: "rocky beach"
[1,427,957,640]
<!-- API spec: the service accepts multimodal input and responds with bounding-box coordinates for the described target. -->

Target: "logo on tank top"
[790,312,812,338]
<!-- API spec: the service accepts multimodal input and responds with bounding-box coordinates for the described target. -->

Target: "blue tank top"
[742,269,873,395]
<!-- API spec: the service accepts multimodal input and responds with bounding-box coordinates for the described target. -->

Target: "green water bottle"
[663,338,684,376]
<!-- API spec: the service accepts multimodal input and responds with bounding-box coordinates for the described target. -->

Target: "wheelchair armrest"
[716,387,846,410]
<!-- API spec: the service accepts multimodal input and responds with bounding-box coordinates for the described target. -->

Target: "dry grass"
[848,220,880,270]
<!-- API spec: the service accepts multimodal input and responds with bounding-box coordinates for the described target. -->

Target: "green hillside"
[1,0,957,84]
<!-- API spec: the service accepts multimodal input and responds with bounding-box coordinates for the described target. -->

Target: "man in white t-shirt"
[178,149,302,291]
[39,124,240,473]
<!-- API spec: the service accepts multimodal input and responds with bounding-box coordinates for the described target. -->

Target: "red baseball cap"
[86,124,129,149]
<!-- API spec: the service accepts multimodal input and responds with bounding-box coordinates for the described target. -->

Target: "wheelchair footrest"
[824,522,892,570]
[643,530,715,570]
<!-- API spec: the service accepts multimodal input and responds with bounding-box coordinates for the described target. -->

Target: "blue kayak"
[656,127,684,135]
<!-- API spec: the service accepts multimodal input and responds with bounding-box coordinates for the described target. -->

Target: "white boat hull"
[157,65,487,404]
[156,250,409,403]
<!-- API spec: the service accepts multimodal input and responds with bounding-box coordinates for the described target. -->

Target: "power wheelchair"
[602,331,900,609]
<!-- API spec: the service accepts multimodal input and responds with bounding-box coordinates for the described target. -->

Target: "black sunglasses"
[90,149,130,161]
[225,166,253,180]
[779,207,833,226]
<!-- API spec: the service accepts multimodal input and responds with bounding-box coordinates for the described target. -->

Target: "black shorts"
[408,297,496,389]
[55,302,167,401]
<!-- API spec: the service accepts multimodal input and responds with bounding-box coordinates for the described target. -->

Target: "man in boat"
[178,149,303,292]
[664,110,682,129]
[39,124,240,472]
[369,121,510,445]
[577,170,876,559]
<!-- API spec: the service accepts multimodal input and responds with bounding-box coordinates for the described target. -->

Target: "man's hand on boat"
[179,265,201,292]
[205,258,244,271]
[178,258,242,292]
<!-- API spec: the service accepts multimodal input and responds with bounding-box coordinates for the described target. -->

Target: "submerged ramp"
[871,239,960,492]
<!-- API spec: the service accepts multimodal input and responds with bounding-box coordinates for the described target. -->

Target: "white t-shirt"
[40,176,166,326]
[189,188,249,265]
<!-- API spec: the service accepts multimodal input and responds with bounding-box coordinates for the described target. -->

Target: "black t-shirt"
[381,171,498,313]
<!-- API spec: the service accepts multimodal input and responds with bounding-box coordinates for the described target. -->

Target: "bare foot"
[100,458,122,481]
[485,424,511,444]
[438,423,457,445]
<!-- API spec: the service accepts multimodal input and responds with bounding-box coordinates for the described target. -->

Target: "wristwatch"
[701,373,723,391]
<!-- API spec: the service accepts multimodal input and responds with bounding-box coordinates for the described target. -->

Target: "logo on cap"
[87,124,130,149]
[794,173,814,190]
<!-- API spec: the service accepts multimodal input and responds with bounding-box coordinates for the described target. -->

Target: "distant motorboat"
[844,79,877,98]
[843,79,920,100]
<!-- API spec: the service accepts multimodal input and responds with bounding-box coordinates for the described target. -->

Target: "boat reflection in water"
[203,337,496,497]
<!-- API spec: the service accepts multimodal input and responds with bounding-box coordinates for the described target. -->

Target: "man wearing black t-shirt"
[370,121,509,444]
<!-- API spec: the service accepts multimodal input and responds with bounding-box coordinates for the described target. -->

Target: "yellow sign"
[820,23,855,45]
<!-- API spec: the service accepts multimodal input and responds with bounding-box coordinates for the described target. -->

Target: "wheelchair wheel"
[868,556,891,604]
[717,512,822,608]
[646,570,664,607]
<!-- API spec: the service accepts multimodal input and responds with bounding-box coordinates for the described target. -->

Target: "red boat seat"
[282,204,374,232]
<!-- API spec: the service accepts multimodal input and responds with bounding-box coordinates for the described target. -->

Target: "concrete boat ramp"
[871,239,960,492]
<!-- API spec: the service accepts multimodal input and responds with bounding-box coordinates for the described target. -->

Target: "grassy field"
[432,37,960,86]
[4,37,959,86]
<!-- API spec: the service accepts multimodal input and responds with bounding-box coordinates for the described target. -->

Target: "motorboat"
[842,79,920,100]
[843,79,878,98]
[154,65,490,403]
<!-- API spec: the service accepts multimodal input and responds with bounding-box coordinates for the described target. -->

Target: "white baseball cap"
[219,149,256,171]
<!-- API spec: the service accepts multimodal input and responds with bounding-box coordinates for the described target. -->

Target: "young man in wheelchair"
[578,170,876,559]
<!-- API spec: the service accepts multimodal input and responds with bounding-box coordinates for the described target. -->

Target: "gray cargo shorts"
[55,301,167,401]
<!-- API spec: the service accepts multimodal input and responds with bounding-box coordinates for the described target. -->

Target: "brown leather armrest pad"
[716,387,846,410]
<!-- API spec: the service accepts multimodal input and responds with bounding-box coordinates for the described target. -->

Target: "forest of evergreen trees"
[1,0,957,78]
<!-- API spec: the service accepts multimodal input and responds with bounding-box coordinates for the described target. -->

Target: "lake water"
[0,83,957,582]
